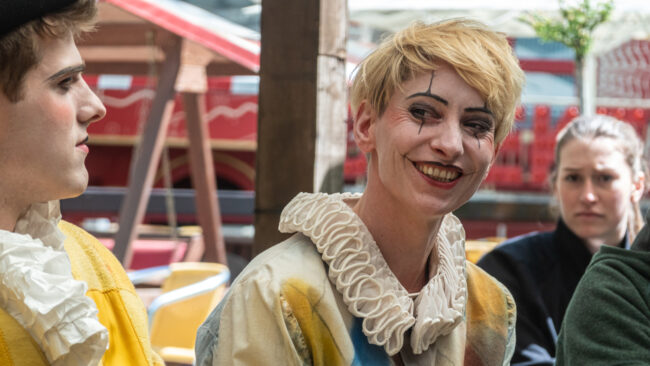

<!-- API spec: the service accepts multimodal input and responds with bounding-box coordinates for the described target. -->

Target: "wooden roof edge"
[102,0,260,73]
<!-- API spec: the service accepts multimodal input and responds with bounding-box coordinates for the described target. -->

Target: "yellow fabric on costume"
[0,307,49,366]
[281,278,346,366]
[465,262,516,365]
[60,221,164,366]
[0,198,161,365]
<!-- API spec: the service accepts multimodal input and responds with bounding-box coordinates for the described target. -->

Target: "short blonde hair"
[350,18,524,144]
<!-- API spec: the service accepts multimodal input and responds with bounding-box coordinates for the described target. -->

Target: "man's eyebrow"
[465,106,493,115]
[406,92,448,106]
[46,64,85,81]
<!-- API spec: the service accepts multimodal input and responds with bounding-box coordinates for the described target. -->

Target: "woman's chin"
[574,227,616,246]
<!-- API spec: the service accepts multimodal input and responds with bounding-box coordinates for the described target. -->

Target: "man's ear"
[353,100,376,154]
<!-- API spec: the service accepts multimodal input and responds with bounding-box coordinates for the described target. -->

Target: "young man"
[0,1,162,364]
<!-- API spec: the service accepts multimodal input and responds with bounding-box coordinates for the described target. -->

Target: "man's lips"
[76,136,89,153]
[76,136,89,146]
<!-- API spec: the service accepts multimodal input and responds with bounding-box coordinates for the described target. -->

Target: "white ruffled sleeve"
[0,201,108,365]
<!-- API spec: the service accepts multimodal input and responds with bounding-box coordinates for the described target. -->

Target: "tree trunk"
[576,55,597,116]
[575,57,584,114]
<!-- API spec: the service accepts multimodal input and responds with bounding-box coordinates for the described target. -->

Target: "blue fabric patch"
[350,317,390,366]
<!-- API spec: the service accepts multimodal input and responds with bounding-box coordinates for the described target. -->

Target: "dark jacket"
[477,219,629,365]
[556,219,650,365]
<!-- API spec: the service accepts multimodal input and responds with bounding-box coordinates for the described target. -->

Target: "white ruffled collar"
[279,192,467,356]
[0,201,108,365]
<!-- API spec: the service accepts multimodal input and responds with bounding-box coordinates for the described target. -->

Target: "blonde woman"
[197,19,524,366]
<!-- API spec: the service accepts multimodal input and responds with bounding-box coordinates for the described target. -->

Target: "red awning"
[103,0,259,73]
[80,0,260,76]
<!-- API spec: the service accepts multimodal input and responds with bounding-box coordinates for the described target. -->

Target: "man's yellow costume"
[0,202,162,365]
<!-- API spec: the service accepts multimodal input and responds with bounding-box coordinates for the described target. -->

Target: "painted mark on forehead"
[476,102,488,149]
[415,72,436,135]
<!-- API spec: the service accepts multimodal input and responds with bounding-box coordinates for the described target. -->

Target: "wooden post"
[315,0,348,194]
[183,92,227,264]
[254,0,347,255]
[113,35,182,266]
[113,36,228,267]
[177,40,228,265]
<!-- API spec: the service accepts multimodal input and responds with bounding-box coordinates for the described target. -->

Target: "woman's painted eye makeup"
[408,103,440,134]
[464,117,493,136]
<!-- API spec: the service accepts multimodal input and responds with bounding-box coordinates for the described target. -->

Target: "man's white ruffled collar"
[279,192,467,356]
[0,201,108,365]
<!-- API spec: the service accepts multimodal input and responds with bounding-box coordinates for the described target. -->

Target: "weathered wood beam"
[79,23,166,46]
[315,0,348,193]
[183,93,228,264]
[254,0,347,255]
[177,39,228,265]
[88,135,257,151]
[79,46,164,63]
[112,35,182,266]
[83,60,254,77]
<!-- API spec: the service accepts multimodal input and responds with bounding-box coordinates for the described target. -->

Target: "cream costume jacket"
[196,193,516,366]
[0,202,163,365]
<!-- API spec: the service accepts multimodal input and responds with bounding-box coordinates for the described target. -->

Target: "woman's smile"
[413,161,462,184]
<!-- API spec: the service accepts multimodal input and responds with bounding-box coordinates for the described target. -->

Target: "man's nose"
[78,78,106,125]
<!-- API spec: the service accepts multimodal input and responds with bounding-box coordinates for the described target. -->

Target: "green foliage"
[521,0,614,61]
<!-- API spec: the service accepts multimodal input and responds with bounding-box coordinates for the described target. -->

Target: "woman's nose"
[580,180,597,203]
[430,118,463,160]
[78,78,106,125]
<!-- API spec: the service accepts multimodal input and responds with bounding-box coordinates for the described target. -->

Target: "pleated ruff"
[279,192,467,356]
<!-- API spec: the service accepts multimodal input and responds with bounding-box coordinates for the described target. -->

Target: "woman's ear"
[353,100,376,154]
[631,172,646,203]
[490,142,502,167]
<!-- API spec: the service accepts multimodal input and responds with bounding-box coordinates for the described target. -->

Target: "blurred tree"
[521,0,614,114]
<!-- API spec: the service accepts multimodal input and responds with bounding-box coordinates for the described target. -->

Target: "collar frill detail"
[0,201,108,366]
[278,192,467,356]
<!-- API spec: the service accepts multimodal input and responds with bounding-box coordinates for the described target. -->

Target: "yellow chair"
[129,262,230,365]
[465,239,504,264]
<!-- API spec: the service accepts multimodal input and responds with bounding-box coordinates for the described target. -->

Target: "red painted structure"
[85,76,257,191]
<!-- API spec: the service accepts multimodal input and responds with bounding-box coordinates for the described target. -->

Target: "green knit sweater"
[556,239,650,365]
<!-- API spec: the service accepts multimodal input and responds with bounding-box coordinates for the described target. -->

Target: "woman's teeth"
[416,164,460,182]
